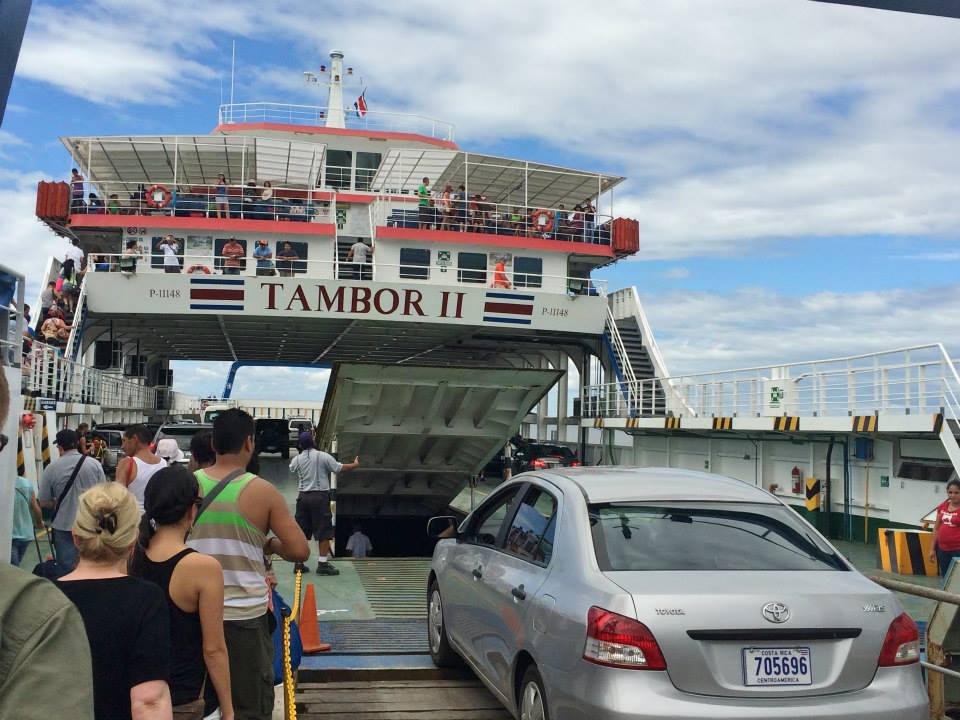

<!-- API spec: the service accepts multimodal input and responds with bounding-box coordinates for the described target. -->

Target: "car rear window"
[157,426,210,451]
[590,502,848,572]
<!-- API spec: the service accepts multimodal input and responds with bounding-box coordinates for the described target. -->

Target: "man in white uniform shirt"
[289,431,360,575]
[159,235,181,273]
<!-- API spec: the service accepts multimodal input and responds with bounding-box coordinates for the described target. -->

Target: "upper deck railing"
[218,103,456,143]
[583,344,960,421]
[373,197,613,246]
[68,180,335,224]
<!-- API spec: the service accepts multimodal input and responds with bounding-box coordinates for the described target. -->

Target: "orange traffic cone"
[299,584,331,653]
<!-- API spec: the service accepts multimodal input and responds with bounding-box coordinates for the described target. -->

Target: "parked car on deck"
[288,417,313,448]
[151,423,212,464]
[426,468,926,720]
[512,441,580,473]
[255,418,290,458]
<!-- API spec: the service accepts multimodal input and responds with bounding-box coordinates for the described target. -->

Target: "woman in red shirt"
[930,480,960,575]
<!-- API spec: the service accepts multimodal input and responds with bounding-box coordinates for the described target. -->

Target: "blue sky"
[2,0,959,400]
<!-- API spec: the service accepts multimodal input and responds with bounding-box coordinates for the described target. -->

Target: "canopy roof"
[370,149,624,209]
[61,135,326,188]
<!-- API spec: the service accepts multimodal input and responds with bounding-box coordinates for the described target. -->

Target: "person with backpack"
[130,466,234,720]
[38,429,106,572]
[187,409,309,720]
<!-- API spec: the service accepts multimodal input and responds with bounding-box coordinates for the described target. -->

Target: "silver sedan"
[426,467,927,720]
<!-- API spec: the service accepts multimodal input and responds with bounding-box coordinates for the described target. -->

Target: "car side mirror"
[427,515,460,540]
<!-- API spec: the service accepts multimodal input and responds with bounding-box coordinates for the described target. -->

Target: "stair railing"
[64,274,89,362]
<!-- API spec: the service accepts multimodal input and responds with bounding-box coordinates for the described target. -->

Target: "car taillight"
[878,612,919,666]
[569,460,582,467]
[531,458,547,469]
[583,606,666,670]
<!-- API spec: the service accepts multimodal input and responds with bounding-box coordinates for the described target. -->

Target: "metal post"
[524,162,528,209]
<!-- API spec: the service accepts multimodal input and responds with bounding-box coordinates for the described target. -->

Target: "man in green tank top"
[187,409,309,720]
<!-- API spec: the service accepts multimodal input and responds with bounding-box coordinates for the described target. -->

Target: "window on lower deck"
[399,248,430,279]
[457,252,487,284]
[514,256,543,288]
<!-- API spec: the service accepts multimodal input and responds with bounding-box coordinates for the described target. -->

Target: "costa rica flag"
[354,89,367,118]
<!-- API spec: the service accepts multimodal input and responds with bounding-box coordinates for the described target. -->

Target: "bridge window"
[457,252,487,284]
[356,152,381,192]
[399,248,430,279]
[514,256,543,288]
[325,149,353,190]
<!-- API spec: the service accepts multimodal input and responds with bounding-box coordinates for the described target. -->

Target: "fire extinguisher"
[791,466,802,494]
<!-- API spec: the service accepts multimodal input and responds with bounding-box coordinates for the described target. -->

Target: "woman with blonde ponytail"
[57,483,173,720]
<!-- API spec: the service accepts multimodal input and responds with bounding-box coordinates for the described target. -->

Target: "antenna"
[229,40,236,106]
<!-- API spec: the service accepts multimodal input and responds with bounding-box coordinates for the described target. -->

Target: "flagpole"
[230,40,236,106]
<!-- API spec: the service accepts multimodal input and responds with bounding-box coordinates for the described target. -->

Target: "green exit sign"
[880,475,889,488]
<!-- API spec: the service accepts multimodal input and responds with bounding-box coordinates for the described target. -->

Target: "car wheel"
[427,581,461,667]
[519,665,550,720]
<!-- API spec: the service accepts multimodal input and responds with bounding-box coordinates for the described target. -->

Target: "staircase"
[63,275,89,362]
[596,288,680,417]
[606,315,666,415]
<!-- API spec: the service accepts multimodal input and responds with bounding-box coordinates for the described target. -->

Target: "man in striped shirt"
[188,409,309,720]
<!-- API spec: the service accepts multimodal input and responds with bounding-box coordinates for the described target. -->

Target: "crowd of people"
[414,176,607,243]
[2,401,364,720]
[70,169,322,223]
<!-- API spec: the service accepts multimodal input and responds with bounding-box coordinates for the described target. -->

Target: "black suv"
[255,418,290,459]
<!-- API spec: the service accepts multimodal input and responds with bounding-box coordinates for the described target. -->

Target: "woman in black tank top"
[130,466,235,720]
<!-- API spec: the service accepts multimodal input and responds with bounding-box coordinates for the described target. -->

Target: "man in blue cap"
[288,431,360,575]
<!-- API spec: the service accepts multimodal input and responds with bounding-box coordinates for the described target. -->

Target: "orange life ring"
[531,209,554,234]
[186,264,211,274]
[146,184,172,208]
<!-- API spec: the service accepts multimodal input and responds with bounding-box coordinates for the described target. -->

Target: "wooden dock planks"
[297,679,512,719]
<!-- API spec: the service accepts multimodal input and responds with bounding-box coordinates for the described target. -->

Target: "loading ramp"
[316,362,563,517]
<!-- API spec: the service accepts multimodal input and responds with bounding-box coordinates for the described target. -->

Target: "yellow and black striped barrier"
[664,416,681,430]
[878,528,937,576]
[712,417,733,430]
[626,417,641,429]
[773,416,800,432]
[40,415,51,468]
[852,415,878,433]
[16,431,25,477]
[593,417,604,428]
[805,477,821,512]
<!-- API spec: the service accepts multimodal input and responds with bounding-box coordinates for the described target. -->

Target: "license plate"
[742,647,812,686]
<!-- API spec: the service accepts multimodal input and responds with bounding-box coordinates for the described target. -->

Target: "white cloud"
[0,170,73,304]
[640,284,960,376]
[660,267,690,280]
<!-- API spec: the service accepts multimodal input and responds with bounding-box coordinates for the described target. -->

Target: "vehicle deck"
[296,679,511,719]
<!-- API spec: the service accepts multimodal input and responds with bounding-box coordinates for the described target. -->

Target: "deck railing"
[218,102,456,142]
[583,344,960,420]
[372,197,613,246]
[82,254,607,296]
[69,180,335,224]
[21,340,198,412]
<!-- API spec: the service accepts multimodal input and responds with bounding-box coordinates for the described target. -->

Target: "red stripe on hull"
[189,289,245,300]
[483,302,533,315]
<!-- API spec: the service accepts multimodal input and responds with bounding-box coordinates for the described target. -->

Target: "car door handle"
[511,585,527,601]
[472,567,483,579]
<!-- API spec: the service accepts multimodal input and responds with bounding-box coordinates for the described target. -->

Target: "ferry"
[2,43,959,718]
